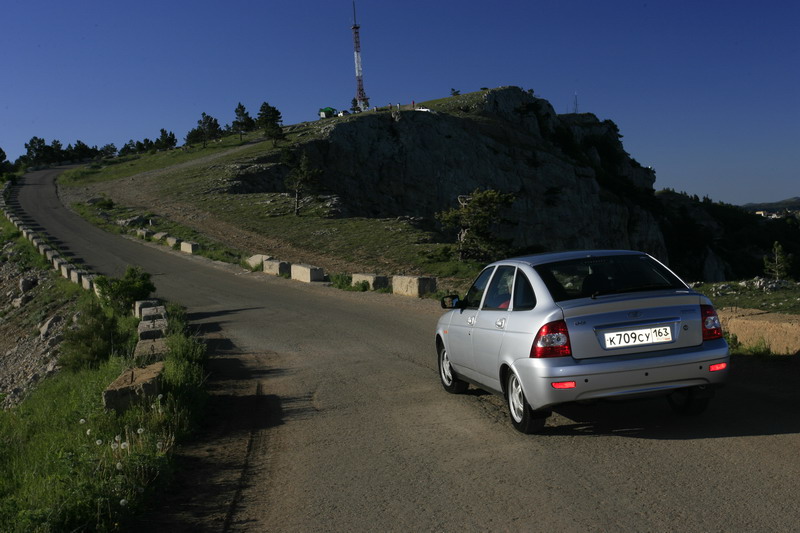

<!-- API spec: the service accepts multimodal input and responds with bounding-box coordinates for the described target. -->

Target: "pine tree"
[233,102,255,141]
[436,189,516,261]
[194,112,222,148]
[764,241,792,280]
[285,153,321,216]
[257,102,285,146]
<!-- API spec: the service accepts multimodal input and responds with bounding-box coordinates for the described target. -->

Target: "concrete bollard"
[246,254,272,270]
[102,362,164,413]
[82,274,96,292]
[392,275,437,298]
[133,338,169,362]
[141,305,167,321]
[70,269,87,285]
[352,273,390,290]
[180,241,199,254]
[137,318,168,340]
[52,256,66,271]
[152,232,168,241]
[264,259,291,277]
[291,264,325,283]
[165,236,182,247]
[134,299,162,319]
[136,228,153,239]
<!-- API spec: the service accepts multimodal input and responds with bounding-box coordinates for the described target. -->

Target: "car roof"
[496,249,647,268]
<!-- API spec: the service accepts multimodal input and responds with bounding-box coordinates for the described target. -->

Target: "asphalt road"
[15,168,800,532]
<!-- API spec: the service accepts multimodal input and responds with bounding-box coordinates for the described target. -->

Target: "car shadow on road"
[544,354,800,440]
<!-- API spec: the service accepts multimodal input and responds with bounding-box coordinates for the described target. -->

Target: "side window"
[483,266,516,310]
[512,270,536,311]
[463,267,494,309]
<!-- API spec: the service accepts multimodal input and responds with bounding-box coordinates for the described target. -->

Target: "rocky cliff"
[220,87,799,281]
[229,87,669,261]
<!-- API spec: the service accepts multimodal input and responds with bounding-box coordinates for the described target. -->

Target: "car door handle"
[495,318,506,329]
[467,316,476,326]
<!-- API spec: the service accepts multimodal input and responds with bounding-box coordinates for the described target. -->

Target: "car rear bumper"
[512,339,730,410]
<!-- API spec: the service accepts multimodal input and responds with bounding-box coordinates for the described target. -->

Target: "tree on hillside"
[155,128,177,150]
[285,153,322,216]
[350,98,359,114]
[24,136,50,165]
[437,189,516,262]
[0,147,9,172]
[232,102,255,141]
[187,112,222,148]
[257,102,285,147]
[99,143,117,158]
[764,241,793,280]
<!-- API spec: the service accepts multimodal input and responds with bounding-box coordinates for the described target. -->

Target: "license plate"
[604,326,672,348]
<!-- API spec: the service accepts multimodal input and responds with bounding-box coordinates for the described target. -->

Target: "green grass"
[0,226,208,531]
[59,132,273,187]
[71,201,246,265]
[0,306,207,532]
[693,279,800,314]
[62,140,484,292]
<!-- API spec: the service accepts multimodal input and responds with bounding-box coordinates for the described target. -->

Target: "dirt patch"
[718,307,800,355]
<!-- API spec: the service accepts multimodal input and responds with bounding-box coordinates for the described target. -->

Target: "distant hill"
[742,197,800,212]
[202,87,800,281]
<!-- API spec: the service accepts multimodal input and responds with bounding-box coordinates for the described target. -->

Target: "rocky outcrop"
[0,261,68,409]
[218,87,668,261]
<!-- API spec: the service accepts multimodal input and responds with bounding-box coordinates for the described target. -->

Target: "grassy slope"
[57,95,800,310]
[60,121,485,293]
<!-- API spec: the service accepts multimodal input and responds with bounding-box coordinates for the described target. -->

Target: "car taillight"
[701,305,723,341]
[531,320,572,358]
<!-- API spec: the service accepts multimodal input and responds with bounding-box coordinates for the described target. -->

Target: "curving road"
[15,167,800,532]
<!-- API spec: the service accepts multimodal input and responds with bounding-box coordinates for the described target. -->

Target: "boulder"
[19,277,38,293]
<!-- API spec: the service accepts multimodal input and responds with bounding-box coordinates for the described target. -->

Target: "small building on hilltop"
[319,107,337,119]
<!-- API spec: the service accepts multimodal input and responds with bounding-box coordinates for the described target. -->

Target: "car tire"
[667,387,711,415]
[438,344,468,394]
[506,371,547,434]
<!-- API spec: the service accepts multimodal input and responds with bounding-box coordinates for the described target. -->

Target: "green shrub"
[94,266,156,315]
[60,298,119,371]
[330,273,352,290]
[165,303,189,336]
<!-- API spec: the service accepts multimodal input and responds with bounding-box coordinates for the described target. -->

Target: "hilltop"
[59,87,800,283]
[743,197,800,213]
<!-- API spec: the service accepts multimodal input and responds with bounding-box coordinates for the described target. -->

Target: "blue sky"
[1,0,797,205]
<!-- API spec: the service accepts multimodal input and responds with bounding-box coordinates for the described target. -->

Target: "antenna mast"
[351,1,369,111]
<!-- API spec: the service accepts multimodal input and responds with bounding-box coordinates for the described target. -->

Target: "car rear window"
[533,255,686,302]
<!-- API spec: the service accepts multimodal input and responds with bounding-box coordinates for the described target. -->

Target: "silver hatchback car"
[435,250,729,433]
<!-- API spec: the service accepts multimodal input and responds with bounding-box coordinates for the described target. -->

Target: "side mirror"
[440,295,461,309]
